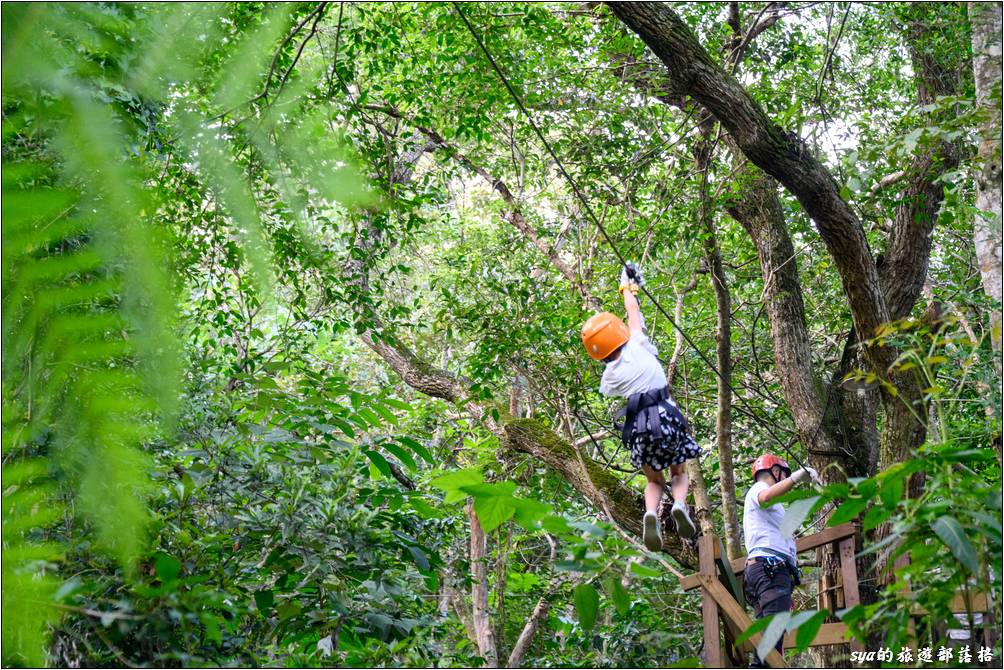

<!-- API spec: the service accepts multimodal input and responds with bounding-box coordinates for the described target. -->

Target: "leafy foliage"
[3,2,1000,668]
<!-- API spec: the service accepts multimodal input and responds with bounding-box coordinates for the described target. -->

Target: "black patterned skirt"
[628,401,703,471]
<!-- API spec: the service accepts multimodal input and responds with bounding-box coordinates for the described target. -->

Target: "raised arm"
[623,287,644,333]
[757,466,819,504]
[619,263,645,333]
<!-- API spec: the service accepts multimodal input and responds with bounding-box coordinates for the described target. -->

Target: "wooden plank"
[796,523,857,553]
[722,616,746,666]
[782,623,850,649]
[699,575,786,668]
[838,536,864,654]
[699,534,723,668]
[681,523,859,591]
[910,592,989,615]
[716,536,746,609]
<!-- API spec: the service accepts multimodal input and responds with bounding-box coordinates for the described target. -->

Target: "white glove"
[791,466,819,486]
[619,263,643,294]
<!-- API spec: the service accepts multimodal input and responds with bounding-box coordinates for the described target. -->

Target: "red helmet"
[752,454,790,478]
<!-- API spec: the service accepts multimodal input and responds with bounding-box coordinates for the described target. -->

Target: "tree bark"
[875,2,964,475]
[608,0,928,492]
[693,128,740,559]
[883,4,962,323]
[607,3,904,380]
[506,598,551,669]
[724,164,846,463]
[969,1,1003,355]
[468,501,499,667]
[686,458,716,538]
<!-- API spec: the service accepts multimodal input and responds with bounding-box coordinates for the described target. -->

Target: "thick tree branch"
[881,6,962,321]
[608,2,893,374]
[506,598,551,668]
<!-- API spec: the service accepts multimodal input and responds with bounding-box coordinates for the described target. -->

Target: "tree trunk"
[878,1,965,474]
[609,0,930,508]
[724,163,848,463]
[506,598,551,669]
[606,4,920,425]
[468,501,499,667]
[694,129,740,559]
[687,458,716,538]
[969,1,1003,355]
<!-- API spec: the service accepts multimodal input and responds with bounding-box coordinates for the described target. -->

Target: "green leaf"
[382,398,412,411]
[277,600,302,621]
[355,407,383,428]
[363,450,393,478]
[407,545,430,572]
[430,468,483,503]
[629,562,662,579]
[604,577,631,616]
[931,516,979,575]
[781,495,819,537]
[793,610,830,651]
[369,402,399,426]
[735,613,773,645]
[757,611,791,662]
[409,497,442,519]
[879,475,903,510]
[459,482,517,498]
[254,589,274,614]
[862,505,892,532]
[398,436,434,464]
[330,417,356,438]
[380,442,417,471]
[784,610,817,632]
[511,497,551,529]
[154,552,181,583]
[573,583,599,631]
[472,494,516,533]
[828,497,869,525]
[541,515,571,533]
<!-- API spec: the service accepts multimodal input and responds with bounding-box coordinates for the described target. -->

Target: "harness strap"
[616,387,670,447]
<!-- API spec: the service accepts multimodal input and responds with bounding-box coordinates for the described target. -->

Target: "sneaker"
[642,511,663,551]
[672,501,697,539]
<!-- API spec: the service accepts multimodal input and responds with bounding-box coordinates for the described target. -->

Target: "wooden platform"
[681,524,861,668]
[681,523,993,668]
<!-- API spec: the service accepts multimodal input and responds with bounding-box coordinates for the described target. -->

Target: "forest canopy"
[2,2,1002,668]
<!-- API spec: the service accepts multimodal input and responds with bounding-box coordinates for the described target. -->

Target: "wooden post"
[699,575,786,668]
[716,536,746,608]
[894,553,917,645]
[699,533,723,668]
[839,536,864,654]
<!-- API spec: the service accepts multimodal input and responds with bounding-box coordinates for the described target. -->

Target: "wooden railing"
[680,523,994,668]
[679,523,861,668]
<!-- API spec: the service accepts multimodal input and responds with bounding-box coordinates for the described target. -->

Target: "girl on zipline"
[581,264,702,550]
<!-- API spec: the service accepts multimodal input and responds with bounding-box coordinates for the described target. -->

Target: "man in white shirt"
[742,454,817,667]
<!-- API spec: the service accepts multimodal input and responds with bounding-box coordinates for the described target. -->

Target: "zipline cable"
[453,3,809,471]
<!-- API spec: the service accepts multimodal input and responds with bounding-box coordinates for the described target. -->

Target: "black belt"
[615,386,669,447]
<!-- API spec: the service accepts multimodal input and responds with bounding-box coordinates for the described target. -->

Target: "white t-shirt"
[599,331,667,398]
[743,481,797,560]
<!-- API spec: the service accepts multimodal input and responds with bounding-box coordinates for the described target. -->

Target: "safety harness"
[615,386,686,448]
[749,547,802,586]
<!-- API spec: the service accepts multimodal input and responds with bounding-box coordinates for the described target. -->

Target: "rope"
[453,3,808,472]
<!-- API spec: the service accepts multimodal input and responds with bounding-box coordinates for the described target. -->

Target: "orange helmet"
[582,312,629,360]
[752,454,790,478]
